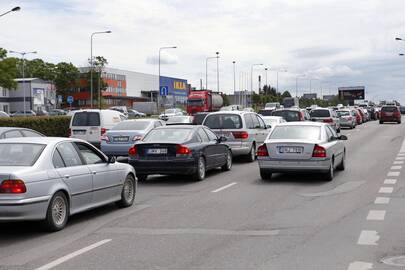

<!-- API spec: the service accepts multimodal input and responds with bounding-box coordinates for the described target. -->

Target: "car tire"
[379,121,383,124]
[246,143,256,162]
[337,128,341,133]
[324,160,334,181]
[43,191,69,232]
[137,174,148,182]
[193,156,206,181]
[260,169,272,180]
[337,151,346,171]
[221,150,232,171]
[116,174,136,208]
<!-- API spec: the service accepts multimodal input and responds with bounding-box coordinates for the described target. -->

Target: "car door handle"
[63,175,70,179]
[92,171,97,175]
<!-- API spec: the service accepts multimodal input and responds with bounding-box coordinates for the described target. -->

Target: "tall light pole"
[295,74,306,97]
[159,46,177,109]
[9,50,37,116]
[205,55,218,90]
[264,68,268,87]
[216,52,220,92]
[309,78,320,97]
[232,61,236,95]
[90,30,111,109]
[0,6,20,18]
[251,64,263,93]
[274,69,287,93]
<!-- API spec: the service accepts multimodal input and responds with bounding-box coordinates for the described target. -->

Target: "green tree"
[54,62,80,98]
[0,48,18,89]
[83,56,109,105]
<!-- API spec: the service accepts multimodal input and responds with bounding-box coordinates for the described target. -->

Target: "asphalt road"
[1,119,405,270]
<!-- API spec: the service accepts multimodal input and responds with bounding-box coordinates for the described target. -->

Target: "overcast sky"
[1,0,405,102]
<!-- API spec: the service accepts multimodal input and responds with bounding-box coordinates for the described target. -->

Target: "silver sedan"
[0,137,136,231]
[257,122,347,181]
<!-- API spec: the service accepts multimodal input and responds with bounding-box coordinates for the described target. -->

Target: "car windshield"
[310,109,331,117]
[258,110,273,116]
[187,99,204,106]
[204,114,243,129]
[270,125,321,140]
[337,111,350,116]
[111,121,150,130]
[143,128,192,142]
[272,110,300,122]
[193,114,208,125]
[72,112,100,126]
[0,143,45,166]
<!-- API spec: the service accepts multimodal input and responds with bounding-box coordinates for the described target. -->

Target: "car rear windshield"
[337,110,350,116]
[270,126,321,140]
[271,110,300,122]
[382,106,398,112]
[310,109,331,117]
[193,114,208,125]
[203,114,243,129]
[143,128,193,143]
[111,121,149,130]
[72,112,100,126]
[258,110,273,116]
[0,143,45,166]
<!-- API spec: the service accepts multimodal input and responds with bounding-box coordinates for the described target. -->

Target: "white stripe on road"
[396,157,405,160]
[387,171,400,177]
[367,210,386,221]
[379,187,394,194]
[357,230,380,245]
[375,197,390,204]
[393,161,404,165]
[390,166,402,170]
[384,179,397,185]
[397,153,405,156]
[35,239,112,270]
[347,261,373,270]
[211,182,237,193]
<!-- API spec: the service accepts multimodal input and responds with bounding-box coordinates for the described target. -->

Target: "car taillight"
[176,145,191,155]
[101,128,107,136]
[257,144,269,157]
[312,145,327,158]
[132,135,143,141]
[68,128,71,137]
[232,131,249,139]
[394,111,400,117]
[128,146,138,156]
[101,134,110,142]
[323,118,333,123]
[299,112,305,121]
[0,180,26,194]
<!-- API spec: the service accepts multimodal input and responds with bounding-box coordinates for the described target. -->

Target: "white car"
[261,116,286,129]
[159,108,184,121]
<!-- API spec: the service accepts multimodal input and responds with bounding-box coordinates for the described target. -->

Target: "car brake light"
[101,128,107,136]
[232,131,249,139]
[300,112,305,121]
[0,180,26,194]
[128,146,138,156]
[68,128,71,137]
[323,118,333,123]
[257,144,269,157]
[312,145,327,158]
[100,134,110,142]
[176,145,191,155]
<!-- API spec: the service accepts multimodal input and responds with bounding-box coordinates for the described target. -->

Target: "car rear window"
[112,121,149,130]
[72,112,100,126]
[270,126,321,140]
[382,106,398,112]
[0,143,45,166]
[204,114,242,129]
[310,109,331,117]
[143,128,193,143]
[337,111,350,116]
[258,109,273,116]
[193,114,208,125]
[271,110,300,122]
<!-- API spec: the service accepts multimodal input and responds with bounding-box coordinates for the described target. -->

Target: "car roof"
[275,121,327,127]
[207,110,253,116]
[155,124,199,130]
[262,116,283,119]
[121,118,157,122]
[0,137,85,144]
[273,108,301,112]
[0,127,34,132]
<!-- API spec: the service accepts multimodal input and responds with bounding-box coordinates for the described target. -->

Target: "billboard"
[33,88,45,105]
[302,93,317,99]
[338,86,365,100]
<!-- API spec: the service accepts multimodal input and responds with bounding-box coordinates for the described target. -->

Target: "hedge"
[0,116,71,137]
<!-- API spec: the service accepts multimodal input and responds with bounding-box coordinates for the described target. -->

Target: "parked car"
[355,108,366,123]
[0,127,44,139]
[202,111,269,162]
[128,109,146,118]
[36,109,49,116]
[11,110,36,117]
[166,116,194,125]
[337,109,357,129]
[128,125,232,181]
[101,119,165,157]
[257,122,347,181]
[271,108,310,122]
[49,109,67,116]
[0,111,9,117]
[380,105,401,124]
[159,108,184,121]
[193,112,209,125]
[261,116,286,129]
[110,106,129,117]
[0,137,136,231]
[310,108,341,132]
[69,109,126,148]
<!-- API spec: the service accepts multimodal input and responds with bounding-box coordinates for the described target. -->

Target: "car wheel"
[260,169,272,180]
[337,128,341,133]
[221,150,232,171]
[337,151,346,171]
[193,156,206,181]
[137,174,148,182]
[379,120,383,124]
[324,160,334,181]
[43,191,69,232]
[116,174,136,208]
[246,143,256,162]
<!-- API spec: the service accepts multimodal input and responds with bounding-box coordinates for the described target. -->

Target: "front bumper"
[129,158,197,175]
[0,195,50,221]
[258,157,330,173]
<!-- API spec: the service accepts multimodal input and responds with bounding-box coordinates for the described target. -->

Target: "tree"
[0,48,18,89]
[54,62,80,98]
[83,56,109,105]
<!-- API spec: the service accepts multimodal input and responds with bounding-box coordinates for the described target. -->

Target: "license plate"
[147,148,168,154]
[73,130,86,135]
[385,113,393,116]
[279,146,303,154]
[113,136,129,142]
[216,132,231,137]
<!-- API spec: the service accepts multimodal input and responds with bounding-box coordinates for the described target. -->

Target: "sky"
[1,0,405,102]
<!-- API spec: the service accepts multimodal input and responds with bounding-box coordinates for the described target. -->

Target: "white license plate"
[279,146,303,154]
[147,148,168,154]
[113,136,129,142]
[73,130,86,135]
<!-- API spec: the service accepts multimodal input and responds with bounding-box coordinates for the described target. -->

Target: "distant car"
[261,116,286,129]
[49,109,67,116]
[101,119,165,157]
[220,105,242,111]
[380,105,401,124]
[166,115,194,125]
[243,107,255,112]
[337,109,357,129]
[0,127,44,138]
[159,108,184,121]
[128,125,232,181]
[11,110,36,117]
[0,111,10,117]
[271,108,310,122]
[128,109,146,118]
[202,111,269,161]
[193,112,209,125]
[355,108,366,124]
[264,102,281,110]
[309,108,341,132]
[257,122,347,181]
[258,109,274,116]
[36,109,49,116]
[0,137,136,231]
[110,106,129,117]
[400,106,405,115]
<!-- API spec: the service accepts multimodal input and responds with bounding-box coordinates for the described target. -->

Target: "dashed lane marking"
[395,157,405,160]
[384,179,397,185]
[387,171,400,177]
[393,161,404,165]
[390,166,402,170]
[347,261,373,270]
[366,210,386,221]
[379,187,394,194]
[211,182,237,193]
[375,197,390,204]
[357,230,380,245]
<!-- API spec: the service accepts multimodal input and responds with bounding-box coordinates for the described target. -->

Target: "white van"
[69,109,126,147]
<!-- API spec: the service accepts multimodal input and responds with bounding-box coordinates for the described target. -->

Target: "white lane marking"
[397,153,405,156]
[396,157,405,160]
[387,171,400,177]
[379,187,394,194]
[35,239,112,270]
[399,140,405,153]
[393,161,404,165]
[384,179,397,185]
[390,166,402,170]
[211,182,237,193]
[357,230,380,245]
[367,210,386,221]
[375,197,390,204]
[347,261,373,270]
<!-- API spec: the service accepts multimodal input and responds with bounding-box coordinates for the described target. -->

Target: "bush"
[0,116,71,137]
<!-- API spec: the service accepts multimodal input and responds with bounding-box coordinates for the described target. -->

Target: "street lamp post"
[232,61,236,95]
[264,68,268,88]
[295,74,306,97]
[275,69,287,93]
[90,30,111,109]
[251,64,263,93]
[309,78,320,97]
[216,52,220,92]
[158,46,177,109]
[205,55,219,90]
[9,50,37,116]
[0,6,20,18]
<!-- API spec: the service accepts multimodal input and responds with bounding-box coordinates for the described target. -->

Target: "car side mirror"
[266,124,271,129]
[339,135,348,141]
[108,156,116,164]
[217,136,227,143]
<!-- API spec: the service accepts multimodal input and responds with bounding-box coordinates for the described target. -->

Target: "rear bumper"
[129,158,197,175]
[258,157,330,173]
[101,143,132,156]
[340,121,354,127]
[225,141,252,157]
[0,195,50,221]
[380,117,401,122]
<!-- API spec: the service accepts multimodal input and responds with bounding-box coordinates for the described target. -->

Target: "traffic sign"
[160,86,169,96]
[67,96,74,104]
[57,95,63,103]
